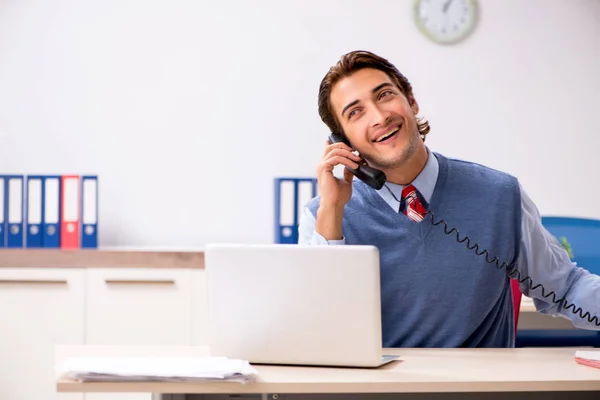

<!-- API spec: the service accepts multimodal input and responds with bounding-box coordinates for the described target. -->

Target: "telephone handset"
[328,132,387,190]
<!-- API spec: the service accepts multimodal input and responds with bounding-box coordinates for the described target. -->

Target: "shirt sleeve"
[297,207,346,245]
[515,182,600,330]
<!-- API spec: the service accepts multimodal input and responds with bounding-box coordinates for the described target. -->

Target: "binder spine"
[0,176,5,248]
[81,175,98,248]
[60,175,81,249]
[274,177,318,244]
[26,176,44,248]
[42,175,62,248]
[6,175,24,248]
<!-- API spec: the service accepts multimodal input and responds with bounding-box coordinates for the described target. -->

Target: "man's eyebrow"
[341,82,395,117]
[341,100,359,117]
[372,82,393,93]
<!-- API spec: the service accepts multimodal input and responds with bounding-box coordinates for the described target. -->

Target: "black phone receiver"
[328,132,387,190]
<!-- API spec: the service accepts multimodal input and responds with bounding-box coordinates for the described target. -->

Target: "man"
[298,50,600,348]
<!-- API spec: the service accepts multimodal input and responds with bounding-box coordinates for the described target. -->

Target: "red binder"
[60,175,80,249]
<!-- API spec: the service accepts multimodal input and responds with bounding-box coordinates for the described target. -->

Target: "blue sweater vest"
[306,152,522,347]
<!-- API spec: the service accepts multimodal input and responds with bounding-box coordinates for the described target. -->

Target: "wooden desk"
[56,345,600,400]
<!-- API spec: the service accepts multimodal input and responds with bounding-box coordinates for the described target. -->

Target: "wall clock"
[413,0,478,45]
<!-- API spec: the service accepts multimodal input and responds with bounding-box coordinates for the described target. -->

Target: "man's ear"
[408,94,419,115]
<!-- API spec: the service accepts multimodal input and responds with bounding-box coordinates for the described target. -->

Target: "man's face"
[330,68,421,170]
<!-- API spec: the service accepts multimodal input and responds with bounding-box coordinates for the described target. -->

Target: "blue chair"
[541,216,600,276]
[515,216,600,347]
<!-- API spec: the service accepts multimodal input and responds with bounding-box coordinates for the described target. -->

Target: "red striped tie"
[402,184,427,222]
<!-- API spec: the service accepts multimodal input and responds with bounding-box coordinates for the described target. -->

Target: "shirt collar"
[375,147,439,210]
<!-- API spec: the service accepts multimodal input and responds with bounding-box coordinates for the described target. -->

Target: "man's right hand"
[314,140,361,240]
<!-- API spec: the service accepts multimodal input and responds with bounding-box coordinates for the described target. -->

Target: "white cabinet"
[1,257,589,400]
[0,268,85,400]
[191,269,209,346]
[85,268,193,400]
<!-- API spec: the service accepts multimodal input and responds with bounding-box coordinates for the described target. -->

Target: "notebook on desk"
[204,244,398,368]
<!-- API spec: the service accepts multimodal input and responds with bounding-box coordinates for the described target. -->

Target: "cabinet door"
[85,268,193,400]
[191,269,209,346]
[0,268,85,400]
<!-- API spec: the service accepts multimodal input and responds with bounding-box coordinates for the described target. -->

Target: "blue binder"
[274,177,318,244]
[42,175,61,248]
[81,175,98,248]
[26,176,44,248]
[5,175,24,248]
[0,176,6,247]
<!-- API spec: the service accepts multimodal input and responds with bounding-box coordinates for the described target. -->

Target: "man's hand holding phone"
[314,140,361,240]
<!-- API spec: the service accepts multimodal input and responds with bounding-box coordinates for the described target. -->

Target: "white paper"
[575,351,600,361]
[57,356,258,383]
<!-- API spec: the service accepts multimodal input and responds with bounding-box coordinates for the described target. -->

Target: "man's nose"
[370,105,390,128]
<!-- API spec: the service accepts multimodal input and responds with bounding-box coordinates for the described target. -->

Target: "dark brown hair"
[318,50,430,141]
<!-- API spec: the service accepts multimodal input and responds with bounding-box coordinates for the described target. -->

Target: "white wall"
[0,0,599,248]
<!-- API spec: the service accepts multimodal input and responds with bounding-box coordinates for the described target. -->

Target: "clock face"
[414,0,478,44]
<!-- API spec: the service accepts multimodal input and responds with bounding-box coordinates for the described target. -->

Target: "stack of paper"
[575,351,600,369]
[56,356,258,383]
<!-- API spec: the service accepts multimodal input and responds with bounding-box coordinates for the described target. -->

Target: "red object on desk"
[575,352,600,369]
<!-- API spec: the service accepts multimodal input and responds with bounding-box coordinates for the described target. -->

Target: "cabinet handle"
[0,279,68,285]
[104,279,176,285]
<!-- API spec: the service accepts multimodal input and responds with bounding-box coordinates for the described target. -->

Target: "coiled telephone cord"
[383,183,600,327]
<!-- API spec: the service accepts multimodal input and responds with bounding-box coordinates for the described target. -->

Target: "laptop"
[204,243,398,368]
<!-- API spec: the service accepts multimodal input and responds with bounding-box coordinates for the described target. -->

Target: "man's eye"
[380,90,394,98]
[349,109,358,118]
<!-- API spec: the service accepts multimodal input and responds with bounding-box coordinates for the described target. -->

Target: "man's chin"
[369,140,421,170]
[366,154,410,170]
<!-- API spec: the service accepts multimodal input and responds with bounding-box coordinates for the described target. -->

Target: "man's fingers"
[324,141,353,156]
[322,140,332,157]
[343,166,354,184]
[317,155,359,179]
[324,148,361,162]
[322,156,359,170]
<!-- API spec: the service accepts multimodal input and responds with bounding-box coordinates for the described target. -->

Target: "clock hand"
[442,0,454,13]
